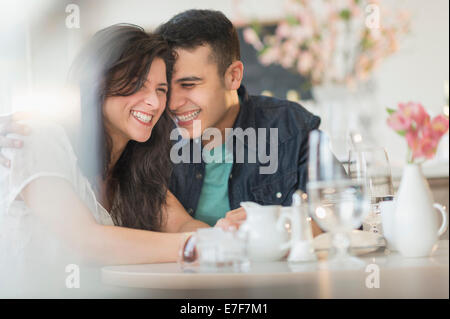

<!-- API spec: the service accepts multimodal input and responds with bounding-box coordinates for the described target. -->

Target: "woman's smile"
[131,109,154,126]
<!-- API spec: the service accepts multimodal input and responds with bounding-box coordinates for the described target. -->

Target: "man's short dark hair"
[156,9,241,76]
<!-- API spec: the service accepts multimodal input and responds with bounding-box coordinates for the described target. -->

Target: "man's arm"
[0,113,31,167]
[162,191,243,232]
[161,190,210,233]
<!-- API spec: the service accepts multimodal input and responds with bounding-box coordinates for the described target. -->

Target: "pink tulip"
[406,128,434,160]
[418,130,433,159]
[430,114,449,139]
[260,46,281,66]
[348,0,362,17]
[243,28,264,51]
[297,51,314,74]
[295,7,313,28]
[417,138,438,160]
[387,111,411,131]
[389,101,449,162]
[398,102,430,127]
[276,21,291,40]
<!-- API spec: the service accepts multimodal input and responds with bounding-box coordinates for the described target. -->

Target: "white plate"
[313,230,385,256]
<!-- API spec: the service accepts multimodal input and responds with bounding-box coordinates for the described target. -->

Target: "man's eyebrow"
[175,76,203,83]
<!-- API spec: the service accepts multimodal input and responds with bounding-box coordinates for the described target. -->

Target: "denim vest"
[169,85,321,216]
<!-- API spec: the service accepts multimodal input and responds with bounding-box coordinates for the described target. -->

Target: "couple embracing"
[0,9,321,296]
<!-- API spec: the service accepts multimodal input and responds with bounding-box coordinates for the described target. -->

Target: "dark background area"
[237,24,313,100]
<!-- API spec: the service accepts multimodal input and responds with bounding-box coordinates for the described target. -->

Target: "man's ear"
[224,61,244,90]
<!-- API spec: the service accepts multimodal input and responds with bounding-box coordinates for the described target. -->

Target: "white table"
[101,240,449,298]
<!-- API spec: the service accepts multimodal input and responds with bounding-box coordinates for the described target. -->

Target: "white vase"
[394,164,448,257]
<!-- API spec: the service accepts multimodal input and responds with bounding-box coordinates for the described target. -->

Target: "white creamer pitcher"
[239,202,290,261]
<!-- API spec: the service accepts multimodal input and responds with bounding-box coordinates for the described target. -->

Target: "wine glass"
[347,146,394,234]
[307,130,370,269]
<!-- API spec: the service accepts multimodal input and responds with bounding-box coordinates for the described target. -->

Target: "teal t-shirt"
[194,143,233,226]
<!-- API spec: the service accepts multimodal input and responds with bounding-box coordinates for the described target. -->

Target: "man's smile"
[173,109,202,125]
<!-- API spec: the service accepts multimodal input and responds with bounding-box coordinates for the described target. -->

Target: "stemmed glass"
[347,146,394,234]
[307,130,370,269]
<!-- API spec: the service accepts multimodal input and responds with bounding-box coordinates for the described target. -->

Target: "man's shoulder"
[247,94,321,140]
[249,94,315,117]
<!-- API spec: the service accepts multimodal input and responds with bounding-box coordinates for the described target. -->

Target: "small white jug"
[239,202,290,261]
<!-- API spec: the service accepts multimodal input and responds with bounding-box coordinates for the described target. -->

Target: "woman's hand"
[214,207,247,231]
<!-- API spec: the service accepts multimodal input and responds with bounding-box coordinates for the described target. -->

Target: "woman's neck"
[109,140,127,171]
[98,129,128,211]
[107,128,129,173]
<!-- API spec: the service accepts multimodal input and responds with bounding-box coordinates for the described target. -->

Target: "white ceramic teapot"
[239,202,290,261]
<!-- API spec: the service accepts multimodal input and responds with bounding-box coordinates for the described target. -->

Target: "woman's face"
[103,58,168,144]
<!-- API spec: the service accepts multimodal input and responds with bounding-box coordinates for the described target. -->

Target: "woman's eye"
[157,88,167,94]
[135,83,146,91]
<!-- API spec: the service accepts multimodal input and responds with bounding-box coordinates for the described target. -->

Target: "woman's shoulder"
[20,119,70,144]
[3,118,78,188]
[0,119,76,214]
[11,119,76,160]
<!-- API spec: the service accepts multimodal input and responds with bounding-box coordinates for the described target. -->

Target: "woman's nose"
[143,90,160,109]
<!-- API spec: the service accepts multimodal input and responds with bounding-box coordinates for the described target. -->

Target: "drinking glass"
[178,228,249,273]
[347,146,394,234]
[307,130,370,269]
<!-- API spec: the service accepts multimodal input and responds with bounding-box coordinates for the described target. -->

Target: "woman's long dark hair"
[69,24,174,231]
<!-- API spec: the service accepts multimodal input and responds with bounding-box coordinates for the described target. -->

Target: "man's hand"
[214,207,247,231]
[0,112,31,167]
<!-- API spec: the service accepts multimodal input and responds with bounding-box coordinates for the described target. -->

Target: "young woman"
[0,24,233,296]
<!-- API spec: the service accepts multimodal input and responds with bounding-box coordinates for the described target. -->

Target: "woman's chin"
[132,131,152,143]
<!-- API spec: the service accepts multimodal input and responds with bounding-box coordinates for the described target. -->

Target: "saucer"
[313,230,385,256]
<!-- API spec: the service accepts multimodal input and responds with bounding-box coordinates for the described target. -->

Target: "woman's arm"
[160,190,210,233]
[21,176,186,265]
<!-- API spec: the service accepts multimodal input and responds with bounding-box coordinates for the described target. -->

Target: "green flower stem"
[407,147,414,164]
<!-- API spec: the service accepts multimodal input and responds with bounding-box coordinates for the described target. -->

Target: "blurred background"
[0,0,448,206]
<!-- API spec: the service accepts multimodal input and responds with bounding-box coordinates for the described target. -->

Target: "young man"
[155,10,321,231]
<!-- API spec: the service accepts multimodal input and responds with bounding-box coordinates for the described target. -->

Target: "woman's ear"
[224,61,244,90]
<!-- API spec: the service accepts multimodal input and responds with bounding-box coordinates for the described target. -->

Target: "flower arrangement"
[387,102,449,163]
[243,0,410,89]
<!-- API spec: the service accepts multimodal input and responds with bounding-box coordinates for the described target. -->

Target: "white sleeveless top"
[0,120,114,297]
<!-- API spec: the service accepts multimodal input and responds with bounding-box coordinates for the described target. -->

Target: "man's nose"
[168,88,186,112]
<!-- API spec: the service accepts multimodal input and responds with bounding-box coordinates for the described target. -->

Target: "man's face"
[168,45,229,139]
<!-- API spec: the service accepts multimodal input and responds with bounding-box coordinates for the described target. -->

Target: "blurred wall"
[371,0,449,170]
